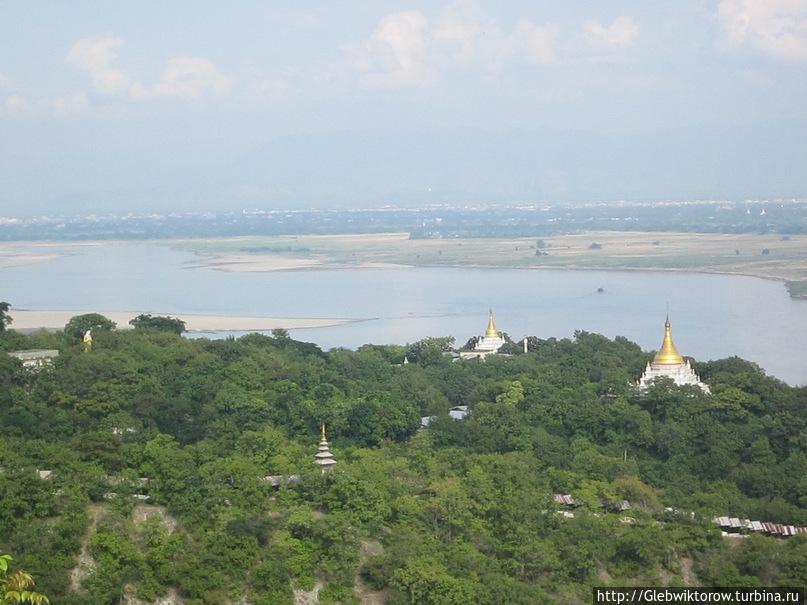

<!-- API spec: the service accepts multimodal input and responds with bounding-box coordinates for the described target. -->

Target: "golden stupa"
[653,317,684,365]
[485,307,500,338]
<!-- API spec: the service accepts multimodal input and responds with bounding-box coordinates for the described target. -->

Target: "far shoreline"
[8,309,361,332]
[3,232,807,299]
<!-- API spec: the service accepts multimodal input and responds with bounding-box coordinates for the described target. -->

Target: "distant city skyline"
[2,1,806,216]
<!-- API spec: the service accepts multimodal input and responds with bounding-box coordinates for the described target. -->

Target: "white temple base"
[638,360,710,393]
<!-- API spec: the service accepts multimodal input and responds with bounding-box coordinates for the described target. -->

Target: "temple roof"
[485,307,500,338]
[653,317,685,365]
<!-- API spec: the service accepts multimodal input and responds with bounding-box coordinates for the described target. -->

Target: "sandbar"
[189,254,324,272]
[0,253,62,269]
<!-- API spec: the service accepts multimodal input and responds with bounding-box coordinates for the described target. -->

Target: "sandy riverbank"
[6,232,807,290]
[0,240,108,269]
[9,309,357,332]
[189,254,325,272]
[0,253,62,269]
[192,255,413,272]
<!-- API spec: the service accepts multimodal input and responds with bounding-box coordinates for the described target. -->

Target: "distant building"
[8,349,59,371]
[553,494,579,507]
[638,317,709,393]
[448,405,469,420]
[460,308,506,360]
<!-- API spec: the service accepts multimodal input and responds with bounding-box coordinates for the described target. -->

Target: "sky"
[1,1,806,216]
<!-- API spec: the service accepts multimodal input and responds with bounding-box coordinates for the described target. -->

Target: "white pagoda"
[460,308,506,360]
[314,424,337,472]
[639,317,709,393]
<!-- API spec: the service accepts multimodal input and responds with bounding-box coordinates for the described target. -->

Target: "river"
[1,242,805,385]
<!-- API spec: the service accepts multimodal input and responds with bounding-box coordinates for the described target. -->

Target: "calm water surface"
[2,242,806,385]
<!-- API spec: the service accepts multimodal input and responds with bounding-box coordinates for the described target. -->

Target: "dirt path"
[353,539,390,605]
[69,503,105,592]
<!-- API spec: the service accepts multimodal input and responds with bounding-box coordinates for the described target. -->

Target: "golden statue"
[83,329,93,352]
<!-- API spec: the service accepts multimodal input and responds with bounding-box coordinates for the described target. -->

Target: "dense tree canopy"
[0,325,804,604]
[128,314,186,335]
[63,314,116,340]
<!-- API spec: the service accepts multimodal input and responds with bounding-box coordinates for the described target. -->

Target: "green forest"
[0,313,805,605]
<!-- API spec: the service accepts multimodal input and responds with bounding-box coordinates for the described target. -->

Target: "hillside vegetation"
[0,325,805,604]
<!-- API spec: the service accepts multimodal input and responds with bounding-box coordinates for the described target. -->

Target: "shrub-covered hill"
[0,327,805,604]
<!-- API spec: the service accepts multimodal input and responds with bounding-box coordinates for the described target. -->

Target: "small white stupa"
[314,424,337,472]
[638,316,709,393]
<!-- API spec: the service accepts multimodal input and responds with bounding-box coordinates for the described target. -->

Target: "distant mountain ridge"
[1,122,806,216]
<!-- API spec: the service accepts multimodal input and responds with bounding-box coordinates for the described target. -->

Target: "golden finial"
[653,316,684,365]
[485,307,499,338]
[320,423,326,442]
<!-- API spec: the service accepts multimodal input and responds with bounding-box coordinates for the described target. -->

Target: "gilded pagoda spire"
[653,315,684,365]
[485,307,500,338]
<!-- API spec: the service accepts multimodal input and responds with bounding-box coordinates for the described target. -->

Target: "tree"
[0,302,11,332]
[406,337,455,365]
[495,381,525,406]
[461,336,479,351]
[391,557,477,605]
[346,393,420,446]
[0,554,49,604]
[129,314,186,334]
[64,313,116,339]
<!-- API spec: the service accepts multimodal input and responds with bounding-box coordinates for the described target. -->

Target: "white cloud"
[515,20,560,65]
[0,73,20,114]
[352,3,648,88]
[0,72,13,91]
[432,2,561,68]
[433,4,519,71]
[50,93,89,116]
[433,1,486,64]
[250,75,291,101]
[352,11,432,88]
[66,35,141,97]
[3,94,28,114]
[582,16,639,50]
[351,4,565,87]
[66,35,230,100]
[152,56,231,99]
[718,0,807,62]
